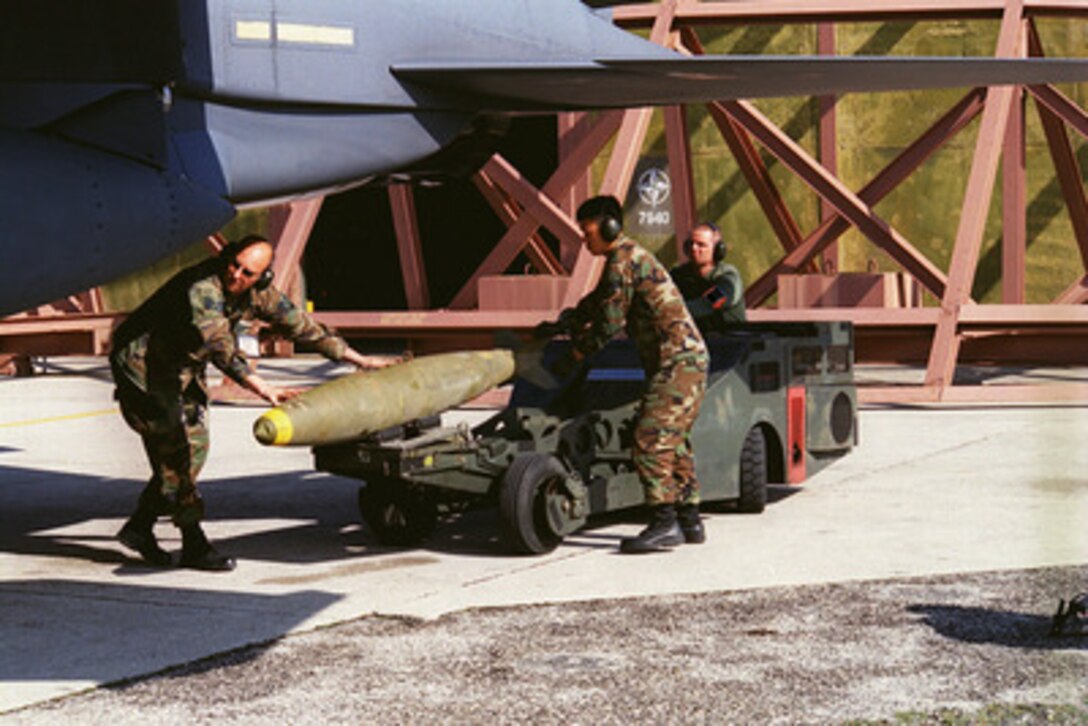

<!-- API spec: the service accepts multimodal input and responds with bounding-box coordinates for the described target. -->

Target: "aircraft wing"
[394,55,1088,111]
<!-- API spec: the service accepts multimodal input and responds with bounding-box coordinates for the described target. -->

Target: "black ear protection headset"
[683,222,726,262]
[599,214,623,242]
[577,195,624,243]
[221,235,275,291]
[254,265,275,291]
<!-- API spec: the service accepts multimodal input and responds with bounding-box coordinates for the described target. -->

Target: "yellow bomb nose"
[253,408,295,446]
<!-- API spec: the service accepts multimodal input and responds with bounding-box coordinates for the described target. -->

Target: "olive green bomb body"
[253,350,517,446]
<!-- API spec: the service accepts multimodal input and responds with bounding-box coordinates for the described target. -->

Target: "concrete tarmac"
[1,357,1086,714]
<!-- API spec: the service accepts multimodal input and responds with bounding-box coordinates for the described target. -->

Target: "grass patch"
[848,701,1088,725]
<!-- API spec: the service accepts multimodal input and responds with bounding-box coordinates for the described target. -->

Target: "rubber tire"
[737,426,768,514]
[499,453,569,555]
[358,479,438,546]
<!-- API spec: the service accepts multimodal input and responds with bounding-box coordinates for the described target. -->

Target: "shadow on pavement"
[0,456,552,564]
[0,462,365,566]
[907,603,1086,650]
[0,457,794,565]
[0,578,339,686]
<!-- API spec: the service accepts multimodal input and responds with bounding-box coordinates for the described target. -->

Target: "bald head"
[223,238,274,296]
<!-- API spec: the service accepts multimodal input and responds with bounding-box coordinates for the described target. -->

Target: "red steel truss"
[4,0,1088,405]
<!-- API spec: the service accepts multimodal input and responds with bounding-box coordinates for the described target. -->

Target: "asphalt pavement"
[0,357,1085,721]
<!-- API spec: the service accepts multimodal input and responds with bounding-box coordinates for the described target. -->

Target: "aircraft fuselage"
[0,0,645,314]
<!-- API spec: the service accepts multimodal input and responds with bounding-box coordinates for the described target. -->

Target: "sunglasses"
[228,257,261,279]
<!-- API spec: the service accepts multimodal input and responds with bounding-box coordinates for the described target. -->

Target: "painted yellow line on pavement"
[0,408,118,429]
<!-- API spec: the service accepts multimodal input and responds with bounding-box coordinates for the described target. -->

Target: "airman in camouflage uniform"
[541,196,709,554]
[111,235,389,570]
[669,222,746,336]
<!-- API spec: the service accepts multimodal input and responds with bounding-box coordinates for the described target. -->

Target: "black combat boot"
[179,523,236,572]
[677,503,705,544]
[117,490,172,567]
[619,504,684,554]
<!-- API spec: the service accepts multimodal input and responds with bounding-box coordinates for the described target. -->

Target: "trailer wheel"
[737,426,768,514]
[499,453,571,554]
[358,479,438,546]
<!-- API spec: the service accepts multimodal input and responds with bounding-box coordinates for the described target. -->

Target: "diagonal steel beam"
[472,172,564,276]
[479,156,584,264]
[1036,101,1088,274]
[709,106,807,255]
[678,26,807,262]
[1027,22,1088,277]
[1028,83,1088,140]
[721,99,950,298]
[745,89,986,306]
[562,107,656,309]
[448,110,624,309]
[925,0,1026,390]
[1055,274,1088,304]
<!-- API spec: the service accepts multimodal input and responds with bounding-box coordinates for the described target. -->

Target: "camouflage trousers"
[633,355,708,506]
[115,380,210,526]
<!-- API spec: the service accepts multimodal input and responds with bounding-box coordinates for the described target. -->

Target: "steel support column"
[925,0,1026,390]
[664,104,697,259]
[818,21,840,273]
[268,198,323,305]
[557,112,594,266]
[388,184,431,311]
[1002,30,1028,304]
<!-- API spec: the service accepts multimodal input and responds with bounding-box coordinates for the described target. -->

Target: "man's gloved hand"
[533,320,565,340]
[533,309,576,340]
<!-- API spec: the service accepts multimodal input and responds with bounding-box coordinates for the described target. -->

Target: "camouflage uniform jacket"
[563,236,707,374]
[110,258,347,398]
[669,260,747,333]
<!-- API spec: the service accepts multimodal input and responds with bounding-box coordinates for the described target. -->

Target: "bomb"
[253,349,518,446]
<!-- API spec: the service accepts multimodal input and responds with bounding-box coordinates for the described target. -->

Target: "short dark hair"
[576,195,623,224]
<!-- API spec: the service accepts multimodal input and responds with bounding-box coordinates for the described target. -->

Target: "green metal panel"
[607,20,1088,303]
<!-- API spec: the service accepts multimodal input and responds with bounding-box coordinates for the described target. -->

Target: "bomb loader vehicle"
[311,321,857,553]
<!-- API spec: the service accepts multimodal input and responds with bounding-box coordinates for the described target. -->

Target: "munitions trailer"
[314,322,857,554]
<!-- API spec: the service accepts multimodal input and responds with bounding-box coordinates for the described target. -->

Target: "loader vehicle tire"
[499,453,572,554]
[737,426,768,514]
